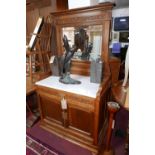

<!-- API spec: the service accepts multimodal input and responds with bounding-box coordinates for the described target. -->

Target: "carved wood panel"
[55,13,110,25]
[68,107,94,135]
[39,93,62,123]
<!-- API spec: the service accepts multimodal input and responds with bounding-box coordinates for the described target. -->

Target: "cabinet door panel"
[39,93,62,123]
[68,107,94,135]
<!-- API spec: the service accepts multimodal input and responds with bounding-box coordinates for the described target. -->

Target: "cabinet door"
[38,92,62,124]
[68,105,94,136]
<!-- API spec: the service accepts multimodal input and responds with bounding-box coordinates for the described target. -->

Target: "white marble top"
[36,74,100,98]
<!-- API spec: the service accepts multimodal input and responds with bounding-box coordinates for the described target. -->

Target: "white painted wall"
[68,0,91,9]
[112,7,129,17]
[68,0,100,9]
[98,0,114,3]
[90,0,98,5]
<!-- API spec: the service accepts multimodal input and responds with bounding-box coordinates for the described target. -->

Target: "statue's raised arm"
[59,35,81,84]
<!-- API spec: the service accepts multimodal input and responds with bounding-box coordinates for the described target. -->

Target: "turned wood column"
[103,101,120,155]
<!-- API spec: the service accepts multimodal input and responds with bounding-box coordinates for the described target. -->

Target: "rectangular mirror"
[62,25,102,61]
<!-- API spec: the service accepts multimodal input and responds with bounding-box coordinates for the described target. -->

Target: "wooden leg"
[101,102,120,155]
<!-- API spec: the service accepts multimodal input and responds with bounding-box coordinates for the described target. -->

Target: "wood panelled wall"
[26,9,39,38]
[26,0,68,37]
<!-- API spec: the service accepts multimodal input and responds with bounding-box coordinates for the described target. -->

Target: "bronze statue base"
[59,73,81,84]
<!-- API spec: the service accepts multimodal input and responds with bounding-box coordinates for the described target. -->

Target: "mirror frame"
[50,3,113,75]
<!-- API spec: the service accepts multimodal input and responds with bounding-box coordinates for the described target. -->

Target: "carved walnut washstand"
[35,3,114,154]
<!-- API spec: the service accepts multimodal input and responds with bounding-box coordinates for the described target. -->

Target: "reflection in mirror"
[62,25,102,61]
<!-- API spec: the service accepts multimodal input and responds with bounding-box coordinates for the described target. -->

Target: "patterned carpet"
[26,134,65,155]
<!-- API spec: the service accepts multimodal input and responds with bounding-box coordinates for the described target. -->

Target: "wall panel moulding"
[26,0,51,11]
